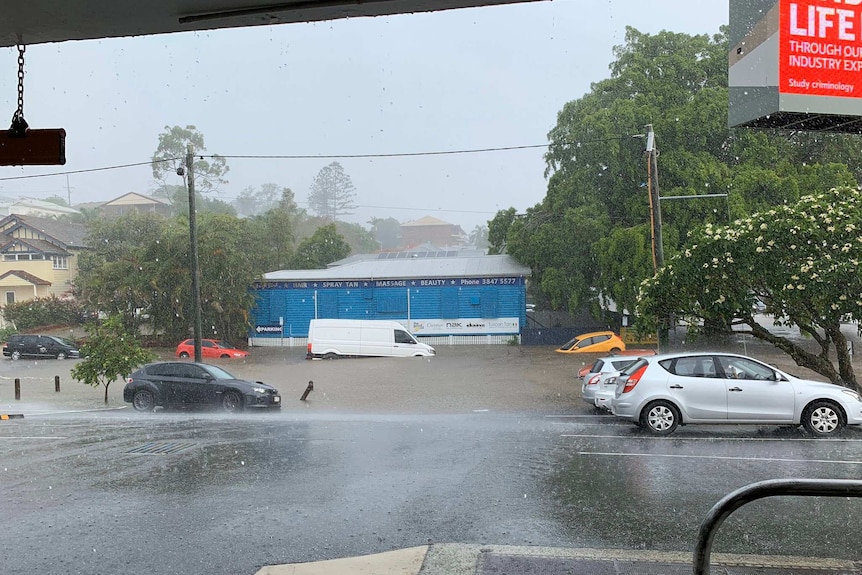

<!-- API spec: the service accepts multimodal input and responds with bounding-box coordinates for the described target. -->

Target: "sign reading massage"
[254,277,524,290]
[780,0,862,97]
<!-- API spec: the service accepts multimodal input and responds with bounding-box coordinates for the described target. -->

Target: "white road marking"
[579,451,862,465]
[23,406,129,416]
[0,436,68,440]
[547,415,615,419]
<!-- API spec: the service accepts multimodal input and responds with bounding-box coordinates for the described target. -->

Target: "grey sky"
[0,0,728,233]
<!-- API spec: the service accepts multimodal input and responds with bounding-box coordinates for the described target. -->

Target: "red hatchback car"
[175,339,249,359]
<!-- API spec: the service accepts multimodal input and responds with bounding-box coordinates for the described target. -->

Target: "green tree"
[292,224,351,269]
[197,195,237,216]
[71,315,155,404]
[369,216,401,251]
[334,221,378,255]
[487,208,517,255]
[151,125,229,195]
[308,162,357,220]
[234,183,286,217]
[468,225,489,250]
[639,187,862,391]
[507,25,862,320]
[43,195,69,207]
[247,189,302,272]
[595,224,654,317]
[140,214,257,344]
[76,213,167,334]
[77,212,258,344]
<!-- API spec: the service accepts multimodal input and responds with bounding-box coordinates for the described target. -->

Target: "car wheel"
[610,347,621,353]
[222,390,244,413]
[802,400,845,436]
[178,351,190,358]
[220,354,230,359]
[323,352,337,360]
[10,350,20,360]
[132,390,156,412]
[56,351,66,360]
[640,400,680,435]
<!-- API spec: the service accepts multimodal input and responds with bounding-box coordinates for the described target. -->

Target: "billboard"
[729,0,862,131]
[780,0,862,97]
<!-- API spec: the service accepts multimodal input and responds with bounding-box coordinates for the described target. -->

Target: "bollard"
[300,380,314,401]
[55,375,60,392]
[14,378,20,400]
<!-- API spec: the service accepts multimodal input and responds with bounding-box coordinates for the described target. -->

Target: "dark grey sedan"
[123,361,281,413]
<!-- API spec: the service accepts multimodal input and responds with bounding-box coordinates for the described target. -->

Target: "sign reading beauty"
[780,0,862,97]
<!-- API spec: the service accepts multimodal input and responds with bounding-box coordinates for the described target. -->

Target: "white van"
[306,319,436,359]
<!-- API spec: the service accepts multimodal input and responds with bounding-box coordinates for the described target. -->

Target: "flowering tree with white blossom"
[639,186,862,391]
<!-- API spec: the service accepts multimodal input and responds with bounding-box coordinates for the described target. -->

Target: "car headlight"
[232,352,244,357]
[841,389,862,402]
[252,387,268,394]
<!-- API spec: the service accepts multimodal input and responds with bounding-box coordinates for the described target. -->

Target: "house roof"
[400,216,457,227]
[101,192,170,207]
[0,214,88,248]
[0,270,51,286]
[263,254,531,281]
[0,237,71,256]
[0,197,82,216]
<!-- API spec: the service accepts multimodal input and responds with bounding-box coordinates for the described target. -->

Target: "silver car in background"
[610,352,862,436]
[581,356,639,408]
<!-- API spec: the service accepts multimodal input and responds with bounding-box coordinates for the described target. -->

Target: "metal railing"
[694,478,862,575]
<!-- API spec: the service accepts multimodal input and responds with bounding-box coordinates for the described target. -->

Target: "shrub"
[3,296,87,331]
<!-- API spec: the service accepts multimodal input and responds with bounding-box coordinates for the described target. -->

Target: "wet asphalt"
[0,343,860,575]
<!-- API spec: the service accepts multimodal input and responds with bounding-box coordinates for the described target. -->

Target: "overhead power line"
[0,158,179,182]
[0,135,636,182]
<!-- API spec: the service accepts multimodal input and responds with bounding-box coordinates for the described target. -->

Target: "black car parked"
[123,361,282,413]
[2,334,81,360]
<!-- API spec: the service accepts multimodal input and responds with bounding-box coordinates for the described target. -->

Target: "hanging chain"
[9,44,28,135]
[16,44,25,119]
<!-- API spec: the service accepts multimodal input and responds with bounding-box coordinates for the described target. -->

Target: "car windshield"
[6,3,861,574]
[559,338,578,351]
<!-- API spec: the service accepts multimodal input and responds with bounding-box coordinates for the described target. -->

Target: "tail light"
[622,365,648,394]
[307,343,312,354]
[587,374,601,386]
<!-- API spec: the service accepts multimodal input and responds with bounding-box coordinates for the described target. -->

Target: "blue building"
[248,252,531,347]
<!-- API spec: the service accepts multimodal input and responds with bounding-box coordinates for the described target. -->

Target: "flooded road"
[0,346,860,574]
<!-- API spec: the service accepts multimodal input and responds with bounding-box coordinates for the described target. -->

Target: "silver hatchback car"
[581,356,639,408]
[611,352,862,436]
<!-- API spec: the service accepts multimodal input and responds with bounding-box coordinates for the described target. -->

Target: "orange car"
[556,331,626,354]
[175,339,249,359]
